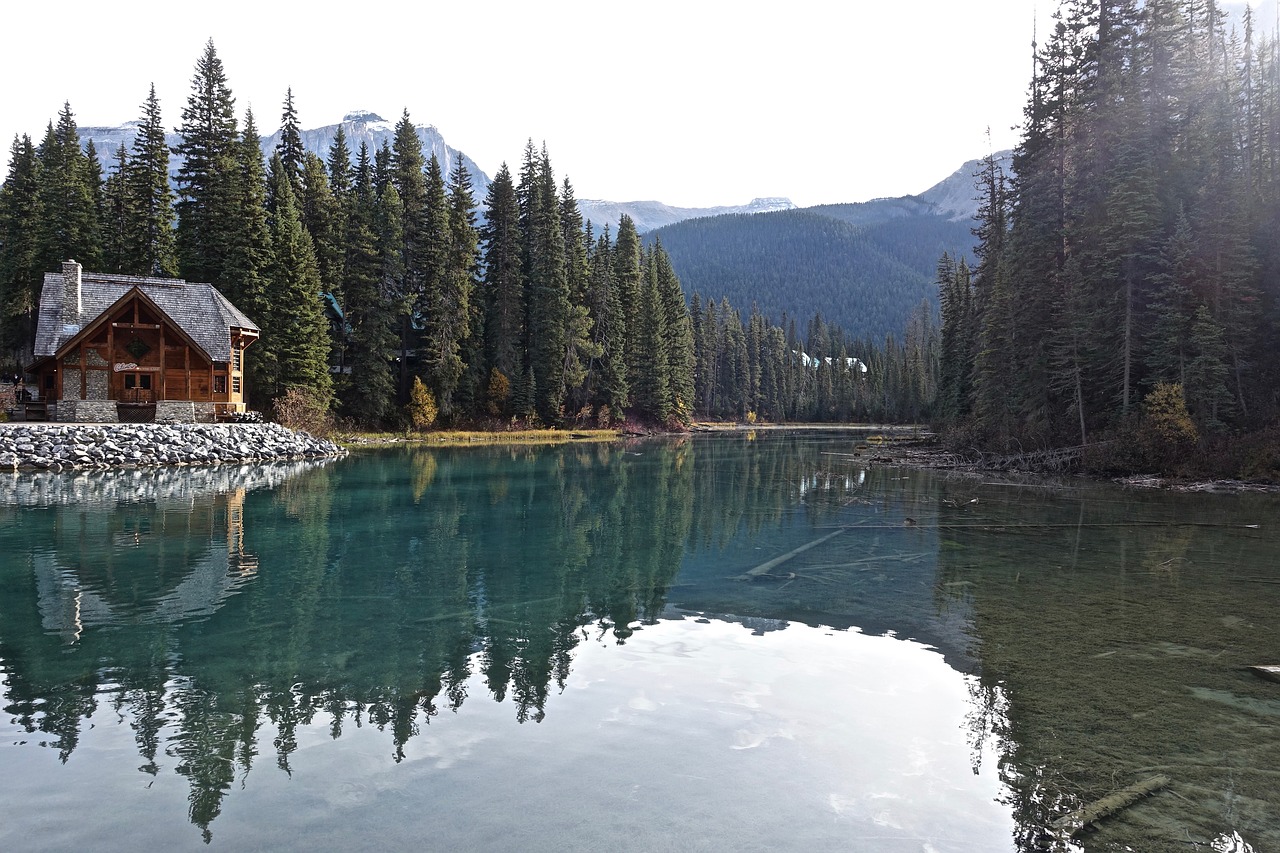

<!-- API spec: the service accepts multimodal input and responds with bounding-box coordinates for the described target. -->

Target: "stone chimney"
[62,259,82,319]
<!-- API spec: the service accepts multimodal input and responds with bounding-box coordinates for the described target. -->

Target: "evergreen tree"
[614,214,643,403]
[0,134,43,360]
[259,151,332,405]
[224,109,273,341]
[174,39,239,288]
[299,153,341,296]
[340,142,398,425]
[101,145,131,274]
[524,147,570,422]
[124,84,178,277]
[479,163,524,409]
[585,226,627,420]
[653,241,694,424]
[418,154,461,415]
[275,87,305,201]
[36,104,102,273]
[326,124,353,203]
[389,111,426,400]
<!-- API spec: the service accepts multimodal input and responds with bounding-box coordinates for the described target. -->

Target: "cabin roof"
[34,267,259,363]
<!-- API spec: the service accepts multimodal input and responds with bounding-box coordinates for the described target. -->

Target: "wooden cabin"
[26,260,259,423]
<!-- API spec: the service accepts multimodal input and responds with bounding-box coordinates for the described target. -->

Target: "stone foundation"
[58,400,119,423]
[155,401,196,424]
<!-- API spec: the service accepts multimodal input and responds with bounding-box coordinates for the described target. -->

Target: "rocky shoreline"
[0,422,346,471]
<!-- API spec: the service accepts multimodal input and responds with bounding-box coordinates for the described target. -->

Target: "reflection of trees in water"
[0,434,878,838]
[936,483,1280,852]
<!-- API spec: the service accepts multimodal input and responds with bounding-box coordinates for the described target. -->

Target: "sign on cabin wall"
[114,362,139,372]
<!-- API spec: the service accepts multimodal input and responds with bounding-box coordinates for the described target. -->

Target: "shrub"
[408,377,438,431]
[272,387,333,436]
[1136,383,1198,470]
[486,368,510,416]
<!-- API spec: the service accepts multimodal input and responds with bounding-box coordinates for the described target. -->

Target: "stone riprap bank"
[0,422,346,470]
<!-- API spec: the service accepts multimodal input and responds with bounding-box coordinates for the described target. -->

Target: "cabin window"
[232,346,242,371]
[232,376,241,394]
[214,375,227,394]
[124,374,152,390]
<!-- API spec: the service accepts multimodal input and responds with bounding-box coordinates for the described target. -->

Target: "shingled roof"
[34,262,259,363]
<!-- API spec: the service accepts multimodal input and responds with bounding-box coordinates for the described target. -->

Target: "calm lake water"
[1,432,1276,852]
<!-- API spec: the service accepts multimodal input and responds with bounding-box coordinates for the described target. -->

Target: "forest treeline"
[0,40,943,429]
[935,0,1280,468]
[649,205,970,345]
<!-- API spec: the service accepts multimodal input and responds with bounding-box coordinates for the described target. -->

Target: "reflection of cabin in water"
[33,487,257,643]
[26,260,259,422]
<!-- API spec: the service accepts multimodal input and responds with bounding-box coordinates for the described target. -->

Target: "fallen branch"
[1248,665,1280,684]
[1051,774,1169,838]
[739,529,847,579]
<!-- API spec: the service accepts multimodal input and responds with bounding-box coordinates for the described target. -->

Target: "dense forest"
[936,0,1280,468]
[0,41,940,430]
[649,202,972,344]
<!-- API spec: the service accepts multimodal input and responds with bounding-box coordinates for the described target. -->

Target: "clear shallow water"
[0,433,1276,852]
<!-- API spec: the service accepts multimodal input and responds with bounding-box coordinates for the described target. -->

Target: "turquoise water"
[0,433,1276,851]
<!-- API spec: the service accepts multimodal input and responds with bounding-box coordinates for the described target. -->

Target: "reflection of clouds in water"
[565,616,1010,848]
[1214,831,1255,853]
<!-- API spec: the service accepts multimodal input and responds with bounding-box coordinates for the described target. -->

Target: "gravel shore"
[0,422,346,471]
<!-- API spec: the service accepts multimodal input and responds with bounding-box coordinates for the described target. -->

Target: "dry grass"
[336,428,619,449]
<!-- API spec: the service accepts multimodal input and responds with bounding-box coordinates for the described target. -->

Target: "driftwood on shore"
[1051,774,1169,837]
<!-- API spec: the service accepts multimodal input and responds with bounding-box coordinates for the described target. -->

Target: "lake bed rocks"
[0,422,346,471]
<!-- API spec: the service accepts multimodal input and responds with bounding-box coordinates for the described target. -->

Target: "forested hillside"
[649,200,974,343]
[936,0,1280,473]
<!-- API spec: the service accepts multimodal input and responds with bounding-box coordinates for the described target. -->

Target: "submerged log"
[1248,665,1280,684]
[739,528,847,579]
[1051,775,1170,838]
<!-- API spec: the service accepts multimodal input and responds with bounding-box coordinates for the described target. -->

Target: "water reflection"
[932,478,1280,852]
[0,436,1276,851]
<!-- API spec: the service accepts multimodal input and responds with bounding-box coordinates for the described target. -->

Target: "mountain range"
[78,110,490,199]
[645,151,1013,343]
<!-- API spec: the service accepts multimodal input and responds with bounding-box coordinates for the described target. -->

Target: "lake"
[0,432,1276,852]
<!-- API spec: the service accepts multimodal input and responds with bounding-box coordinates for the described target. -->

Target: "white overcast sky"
[1,0,1247,209]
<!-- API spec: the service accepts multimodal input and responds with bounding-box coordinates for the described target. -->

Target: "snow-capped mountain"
[77,110,491,200]
[578,196,796,235]
[259,111,490,198]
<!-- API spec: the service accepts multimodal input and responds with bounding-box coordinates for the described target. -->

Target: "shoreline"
[0,422,345,471]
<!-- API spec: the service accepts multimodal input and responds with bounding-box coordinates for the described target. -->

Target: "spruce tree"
[224,109,272,346]
[299,153,341,298]
[653,241,694,424]
[524,147,570,422]
[341,143,398,425]
[390,111,426,400]
[260,151,332,405]
[585,225,627,420]
[124,84,177,277]
[275,87,305,201]
[479,163,524,404]
[174,39,239,287]
[0,134,43,360]
[614,214,643,405]
[101,145,131,273]
[36,104,102,273]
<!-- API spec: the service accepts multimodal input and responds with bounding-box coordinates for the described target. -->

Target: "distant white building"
[793,350,868,375]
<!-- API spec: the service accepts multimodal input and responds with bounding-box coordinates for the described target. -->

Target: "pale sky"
[4,1,1045,208]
